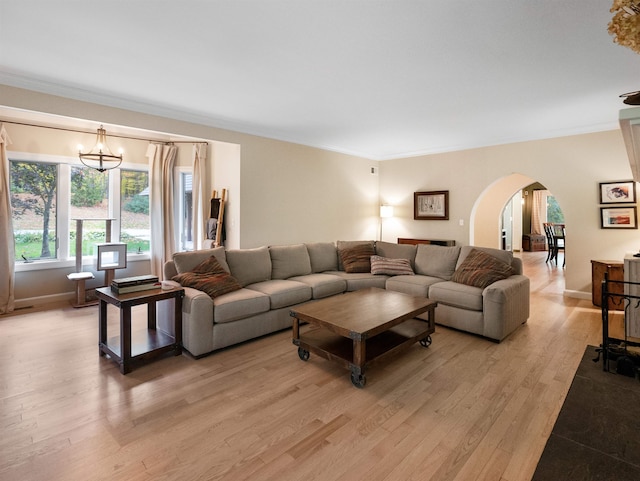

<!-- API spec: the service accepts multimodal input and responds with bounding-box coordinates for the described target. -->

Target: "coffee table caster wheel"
[298,347,310,361]
[351,372,366,388]
[420,335,432,348]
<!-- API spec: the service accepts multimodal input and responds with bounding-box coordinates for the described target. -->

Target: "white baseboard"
[14,292,74,310]
[564,290,592,301]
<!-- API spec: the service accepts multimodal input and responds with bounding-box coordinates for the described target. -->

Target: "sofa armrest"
[482,274,530,341]
[164,260,178,280]
[157,283,215,357]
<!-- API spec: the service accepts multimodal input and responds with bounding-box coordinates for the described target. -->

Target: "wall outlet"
[370,166,378,175]
[459,219,464,226]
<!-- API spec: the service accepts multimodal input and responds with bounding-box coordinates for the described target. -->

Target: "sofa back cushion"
[414,244,461,280]
[305,242,338,272]
[336,240,375,271]
[269,244,312,279]
[225,246,272,287]
[173,247,229,274]
[375,241,417,268]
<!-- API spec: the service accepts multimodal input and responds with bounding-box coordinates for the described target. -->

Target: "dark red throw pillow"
[338,243,376,273]
[172,255,241,299]
[451,248,513,289]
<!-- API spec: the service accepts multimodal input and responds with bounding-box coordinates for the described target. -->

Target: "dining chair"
[543,223,555,263]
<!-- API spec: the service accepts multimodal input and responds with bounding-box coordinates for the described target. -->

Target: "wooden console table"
[397,237,456,247]
[96,286,184,374]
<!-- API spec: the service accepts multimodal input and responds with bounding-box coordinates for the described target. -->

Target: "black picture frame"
[599,181,637,204]
[600,206,638,229]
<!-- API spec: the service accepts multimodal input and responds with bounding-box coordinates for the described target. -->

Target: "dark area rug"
[532,345,640,481]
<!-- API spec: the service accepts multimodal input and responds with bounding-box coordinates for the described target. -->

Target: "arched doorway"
[470,173,535,247]
[470,173,566,265]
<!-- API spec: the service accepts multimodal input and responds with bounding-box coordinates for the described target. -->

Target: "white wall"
[379,130,639,295]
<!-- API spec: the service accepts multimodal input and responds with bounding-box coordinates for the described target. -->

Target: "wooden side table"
[95,286,185,374]
[591,260,624,310]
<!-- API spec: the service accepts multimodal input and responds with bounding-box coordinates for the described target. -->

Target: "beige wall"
[379,130,638,295]
[0,85,377,306]
[2,83,638,305]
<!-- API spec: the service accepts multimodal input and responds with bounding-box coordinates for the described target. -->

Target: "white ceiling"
[1,1,640,160]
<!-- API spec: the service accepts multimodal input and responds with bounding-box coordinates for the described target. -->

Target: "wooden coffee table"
[290,287,437,387]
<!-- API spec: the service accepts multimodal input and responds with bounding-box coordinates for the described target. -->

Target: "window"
[10,160,58,261]
[120,169,150,254]
[69,165,109,257]
[546,195,565,224]
[9,152,149,268]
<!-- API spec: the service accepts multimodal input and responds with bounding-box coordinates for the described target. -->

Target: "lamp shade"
[380,205,394,218]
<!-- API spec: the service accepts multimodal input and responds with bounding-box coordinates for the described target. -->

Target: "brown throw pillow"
[370,255,414,276]
[338,243,376,273]
[451,248,513,289]
[172,255,242,298]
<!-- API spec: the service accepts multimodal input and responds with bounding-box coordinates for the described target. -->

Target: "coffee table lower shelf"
[294,319,433,388]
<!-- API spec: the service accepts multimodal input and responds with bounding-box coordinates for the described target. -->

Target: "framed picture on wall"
[414,191,449,220]
[599,180,636,204]
[600,206,638,229]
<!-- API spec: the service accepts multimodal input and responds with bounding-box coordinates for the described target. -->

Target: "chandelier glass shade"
[78,126,123,172]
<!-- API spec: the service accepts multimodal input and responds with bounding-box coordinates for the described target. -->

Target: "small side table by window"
[95,285,185,374]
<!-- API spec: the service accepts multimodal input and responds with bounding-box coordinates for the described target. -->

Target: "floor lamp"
[379,205,394,241]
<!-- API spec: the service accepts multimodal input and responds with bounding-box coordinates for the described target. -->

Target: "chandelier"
[78,125,123,172]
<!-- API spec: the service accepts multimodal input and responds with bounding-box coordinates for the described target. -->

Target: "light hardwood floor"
[0,251,604,481]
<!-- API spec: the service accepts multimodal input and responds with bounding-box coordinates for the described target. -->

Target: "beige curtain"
[531,190,549,235]
[147,143,178,279]
[0,124,15,314]
[191,143,207,250]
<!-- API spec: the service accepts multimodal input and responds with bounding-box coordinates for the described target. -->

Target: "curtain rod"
[0,119,208,145]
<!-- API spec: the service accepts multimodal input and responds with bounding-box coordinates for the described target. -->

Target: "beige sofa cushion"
[226,246,272,287]
[269,244,312,279]
[414,244,461,280]
[246,279,312,309]
[386,275,442,298]
[305,242,338,272]
[429,281,483,311]
[213,288,270,323]
[173,247,229,274]
[289,273,347,299]
[375,241,417,268]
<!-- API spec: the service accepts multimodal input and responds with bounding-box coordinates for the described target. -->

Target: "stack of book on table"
[111,275,160,295]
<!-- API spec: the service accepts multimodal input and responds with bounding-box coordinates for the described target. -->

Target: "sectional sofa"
[158,240,530,358]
